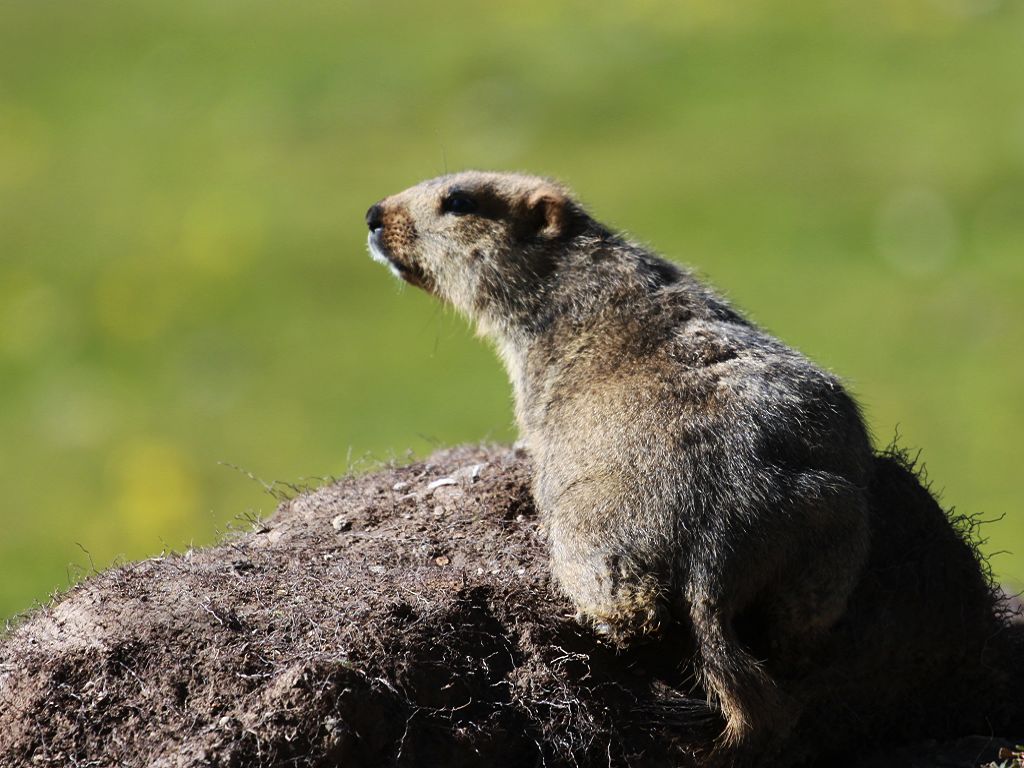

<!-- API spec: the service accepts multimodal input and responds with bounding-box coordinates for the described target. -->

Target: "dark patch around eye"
[440,187,510,222]
[441,190,478,215]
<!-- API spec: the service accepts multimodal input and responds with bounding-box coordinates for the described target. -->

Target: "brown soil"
[0,445,1020,767]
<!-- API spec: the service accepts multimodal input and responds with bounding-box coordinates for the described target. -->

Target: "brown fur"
[366,171,1019,764]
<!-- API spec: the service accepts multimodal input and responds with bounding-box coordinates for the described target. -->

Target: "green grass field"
[2,0,1022,620]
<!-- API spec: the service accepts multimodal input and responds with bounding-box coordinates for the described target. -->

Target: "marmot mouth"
[367,232,432,292]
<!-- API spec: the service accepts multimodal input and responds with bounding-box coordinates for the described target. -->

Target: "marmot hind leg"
[689,597,797,765]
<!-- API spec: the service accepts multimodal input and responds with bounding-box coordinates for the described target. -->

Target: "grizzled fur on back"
[366,171,1018,765]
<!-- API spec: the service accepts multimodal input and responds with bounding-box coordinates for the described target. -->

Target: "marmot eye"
[441,191,478,215]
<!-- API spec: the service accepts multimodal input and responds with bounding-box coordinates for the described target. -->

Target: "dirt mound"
[0,445,1020,767]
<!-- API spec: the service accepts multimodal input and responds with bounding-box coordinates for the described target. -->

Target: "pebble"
[453,462,488,483]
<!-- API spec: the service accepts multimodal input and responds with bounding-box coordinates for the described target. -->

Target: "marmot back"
[365,171,1018,765]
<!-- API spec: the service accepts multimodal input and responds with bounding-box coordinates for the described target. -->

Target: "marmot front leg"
[546,522,669,644]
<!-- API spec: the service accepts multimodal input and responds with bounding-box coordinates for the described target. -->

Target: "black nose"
[366,203,384,233]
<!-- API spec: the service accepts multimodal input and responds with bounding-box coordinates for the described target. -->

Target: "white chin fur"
[367,234,404,281]
[367,233,390,266]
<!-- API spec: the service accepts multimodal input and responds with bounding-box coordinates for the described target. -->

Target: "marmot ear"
[526,187,574,240]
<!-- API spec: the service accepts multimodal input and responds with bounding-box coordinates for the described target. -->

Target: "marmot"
[364,172,1016,764]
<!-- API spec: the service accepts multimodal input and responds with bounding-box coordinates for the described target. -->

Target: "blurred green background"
[2,0,1022,621]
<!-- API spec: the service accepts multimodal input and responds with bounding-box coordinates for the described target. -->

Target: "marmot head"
[365,171,590,327]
